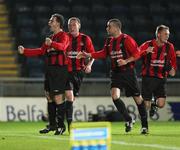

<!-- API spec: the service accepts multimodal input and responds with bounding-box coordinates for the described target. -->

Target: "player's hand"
[84,65,92,73]
[47,48,55,53]
[18,45,24,54]
[76,51,85,59]
[76,51,91,59]
[146,46,154,54]
[176,50,180,57]
[169,68,176,76]
[117,59,127,66]
[45,38,52,46]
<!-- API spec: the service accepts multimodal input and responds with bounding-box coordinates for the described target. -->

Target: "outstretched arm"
[18,45,45,56]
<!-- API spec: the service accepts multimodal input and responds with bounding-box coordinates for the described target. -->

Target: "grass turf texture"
[0,121,180,150]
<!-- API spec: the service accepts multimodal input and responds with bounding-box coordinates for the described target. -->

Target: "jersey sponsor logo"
[67,51,79,58]
[110,51,123,58]
[150,60,165,67]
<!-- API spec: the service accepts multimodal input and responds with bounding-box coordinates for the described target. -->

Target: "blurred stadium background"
[0,0,180,149]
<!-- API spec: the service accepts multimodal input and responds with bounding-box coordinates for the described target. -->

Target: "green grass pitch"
[0,121,180,150]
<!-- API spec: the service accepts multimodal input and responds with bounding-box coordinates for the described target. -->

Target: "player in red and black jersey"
[139,25,177,118]
[77,19,148,134]
[18,14,69,135]
[64,17,95,132]
[66,17,94,92]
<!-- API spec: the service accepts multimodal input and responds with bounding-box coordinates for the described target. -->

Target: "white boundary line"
[112,141,180,150]
[0,133,69,141]
[1,133,180,150]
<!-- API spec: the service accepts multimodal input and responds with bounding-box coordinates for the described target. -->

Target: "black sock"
[47,102,56,127]
[66,101,73,126]
[56,103,65,128]
[113,98,132,122]
[137,101,148,128]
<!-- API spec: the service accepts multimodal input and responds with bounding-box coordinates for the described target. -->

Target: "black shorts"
[142,76,167,101]
[65,71,84,96]
[44,65,68,95]
[110,69,140,97]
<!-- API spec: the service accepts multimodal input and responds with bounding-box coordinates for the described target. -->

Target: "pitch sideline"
[1,133,180,150]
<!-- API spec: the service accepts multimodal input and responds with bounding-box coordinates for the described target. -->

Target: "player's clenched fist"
[18,45,24,54]
[45,38,52,46]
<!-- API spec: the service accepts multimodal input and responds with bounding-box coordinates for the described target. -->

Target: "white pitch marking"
[1,133,180,150]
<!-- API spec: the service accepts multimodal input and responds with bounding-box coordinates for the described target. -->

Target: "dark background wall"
[0,78,179,96]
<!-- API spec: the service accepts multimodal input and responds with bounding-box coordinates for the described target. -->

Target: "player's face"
[68,20,80,36]
[48,16,59,32]
[106,22,116,36]
[158,29,170,43]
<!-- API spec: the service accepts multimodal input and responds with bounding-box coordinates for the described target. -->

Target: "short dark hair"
[155,24,169,37]
[52,13,64,28]
[108,18,122,29]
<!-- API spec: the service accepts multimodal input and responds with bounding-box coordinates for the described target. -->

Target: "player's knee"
[66,96,74,102]
[111,95,119,100]
[157,103,165,108]
[54,94,63,104]
[111,88,120,100]
[65,90,74,101]
[157,98,166,108]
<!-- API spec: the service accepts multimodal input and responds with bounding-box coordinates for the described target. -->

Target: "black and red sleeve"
[124,36,140,59]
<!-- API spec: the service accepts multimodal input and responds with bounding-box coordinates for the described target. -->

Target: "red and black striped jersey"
[24,31,69,66]
[91,33,139,72]
[139,39,177,78]
[66,33,95,72]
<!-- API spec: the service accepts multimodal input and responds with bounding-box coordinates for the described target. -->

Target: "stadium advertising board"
[0,97,179,121]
